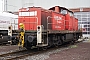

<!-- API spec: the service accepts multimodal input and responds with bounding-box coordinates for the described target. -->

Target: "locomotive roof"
[19,6,73,14]
[49,6,73,13]
[20,7,51,12]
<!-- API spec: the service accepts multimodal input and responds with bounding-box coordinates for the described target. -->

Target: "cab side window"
[61,9,67,15]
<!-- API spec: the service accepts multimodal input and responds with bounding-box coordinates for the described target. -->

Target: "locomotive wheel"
[55,44,59,47]
[37,47,42,51]
[48,37,52,47]
[42,46,47,50]
[58,40,63,46]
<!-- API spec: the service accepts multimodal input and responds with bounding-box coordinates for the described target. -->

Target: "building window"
[88,32,90,34]
[82,22,88,24]
[87,28,90,31]
[88,22,90,24]
[77,15,81,17]
[88,15,90,17]
[87,18,90,21]
[83,32,87,34]
[84,25,87,27]
[82,18,87,21]
[88,25,90,27]
[78,22,82,24]
[82,15,87,17]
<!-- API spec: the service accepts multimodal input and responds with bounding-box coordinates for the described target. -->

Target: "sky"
[0,0,90,12]
[0,0,4,12]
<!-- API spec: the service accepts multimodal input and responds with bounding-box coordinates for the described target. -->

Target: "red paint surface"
[65,14,73,30]
[18,7,41,30]
[52,12,65,30]
[18,6,78,31]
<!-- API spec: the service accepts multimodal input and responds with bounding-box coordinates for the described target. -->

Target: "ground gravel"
[0,45,19,55]
[20,40,90,60]
[46,42,90,60]
[19,45,76,60]
[0,39,90,60]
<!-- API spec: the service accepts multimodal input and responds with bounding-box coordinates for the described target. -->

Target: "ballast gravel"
[20,40,90,60]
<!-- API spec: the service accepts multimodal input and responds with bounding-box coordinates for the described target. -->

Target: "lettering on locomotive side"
[19,11,37,16]
[54,15,62,20]
[55,26,61,28]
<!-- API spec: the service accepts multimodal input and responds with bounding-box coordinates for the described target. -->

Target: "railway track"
[0,40,82,60]
[0,47,45,60]
[6,50,41,60]
[0,45,46,60]
[0,49,28,60]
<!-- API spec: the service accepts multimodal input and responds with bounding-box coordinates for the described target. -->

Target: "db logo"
[54,15,62,20]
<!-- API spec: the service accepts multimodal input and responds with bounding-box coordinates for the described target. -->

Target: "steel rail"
[0,49,27,60]
[7,51,41,60]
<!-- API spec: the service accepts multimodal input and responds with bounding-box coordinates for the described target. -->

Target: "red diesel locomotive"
[12,6,82,49]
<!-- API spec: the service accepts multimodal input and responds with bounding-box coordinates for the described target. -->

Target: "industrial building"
[70,8,90,38]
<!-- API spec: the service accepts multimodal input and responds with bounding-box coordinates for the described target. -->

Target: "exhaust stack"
[55,6,59,13]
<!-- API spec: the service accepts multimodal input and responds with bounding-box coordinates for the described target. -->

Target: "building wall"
[3,0,90,12]
[70,8,90,38]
